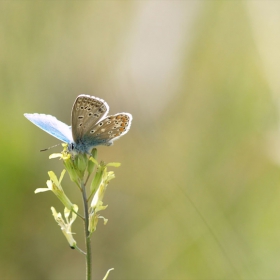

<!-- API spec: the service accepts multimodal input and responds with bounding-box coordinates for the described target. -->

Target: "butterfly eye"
[68,143,74,151]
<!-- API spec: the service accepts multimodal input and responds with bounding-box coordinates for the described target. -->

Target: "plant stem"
[72,209,85,220]
[81,181,92,280]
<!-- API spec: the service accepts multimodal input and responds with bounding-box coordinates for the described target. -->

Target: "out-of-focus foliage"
[1,1,280,279]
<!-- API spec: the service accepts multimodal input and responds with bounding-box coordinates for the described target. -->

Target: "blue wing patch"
[24,113,73,144]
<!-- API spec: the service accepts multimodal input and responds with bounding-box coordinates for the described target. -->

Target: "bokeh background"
[1,1,280,279]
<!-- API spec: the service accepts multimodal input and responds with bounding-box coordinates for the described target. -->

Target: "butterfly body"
[24,95,132,154]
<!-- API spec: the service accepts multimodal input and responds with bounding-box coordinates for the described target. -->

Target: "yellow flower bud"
[87,148,98,175]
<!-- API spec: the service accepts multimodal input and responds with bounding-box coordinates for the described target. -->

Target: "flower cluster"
[34,144,120,247]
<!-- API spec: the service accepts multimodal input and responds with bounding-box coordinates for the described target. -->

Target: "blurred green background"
[1,1,280,279]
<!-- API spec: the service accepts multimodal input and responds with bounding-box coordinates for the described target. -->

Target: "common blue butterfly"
[24,95,132,154]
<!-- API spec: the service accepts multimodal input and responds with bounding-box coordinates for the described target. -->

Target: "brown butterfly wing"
[71,95,109,143]
[83,113,133,146]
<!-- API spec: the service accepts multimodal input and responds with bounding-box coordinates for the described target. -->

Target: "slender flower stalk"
[81,181,92,280]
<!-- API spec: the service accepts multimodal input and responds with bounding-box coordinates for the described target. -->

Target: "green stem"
[85,173,91,186]
[72,209,85,221]
[81,181,92,280]
[74,245,87,255]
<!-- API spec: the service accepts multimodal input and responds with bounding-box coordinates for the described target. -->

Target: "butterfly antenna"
[40,143,61,152]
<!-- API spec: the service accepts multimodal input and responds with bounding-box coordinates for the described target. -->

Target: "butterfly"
[24,95,132,154]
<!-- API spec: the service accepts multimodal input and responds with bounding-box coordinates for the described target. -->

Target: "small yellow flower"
[87,148,98,175]
[49,148,81,184]
[88,162,119,233]
[90,162,120,199]
[51,205,78,248]
[88,209,108,233]
[35,170,74,210]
